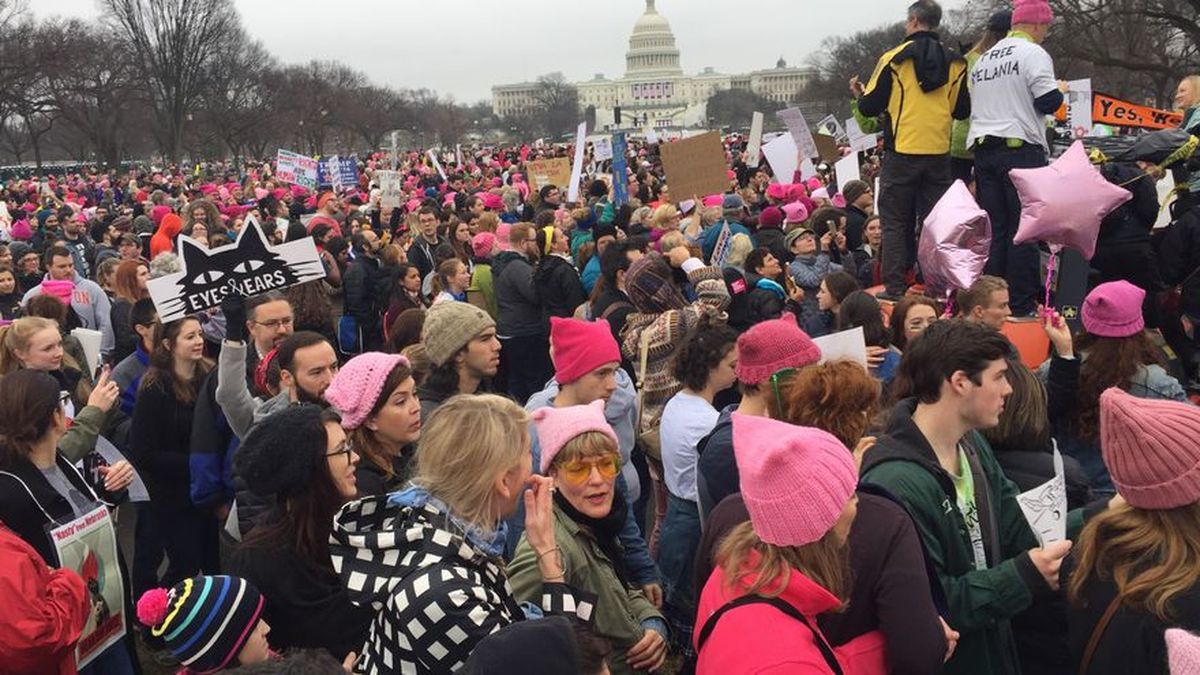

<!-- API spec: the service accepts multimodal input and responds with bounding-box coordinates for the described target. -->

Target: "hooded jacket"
[860,399,1092,675]
[22,273,114,356]
[532,254,587,320]
[329,490,597,674]
[0,525,88,675]
[493,250,546,337]
[859,31,970,155]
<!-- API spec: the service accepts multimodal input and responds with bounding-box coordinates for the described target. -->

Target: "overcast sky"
[32,0,967,103]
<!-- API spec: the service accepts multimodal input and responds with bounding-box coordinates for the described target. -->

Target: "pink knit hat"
[1082,280,1145,338]
[471,232,497,259]
[531,400,619,473]
[732,413,858,547]
[550,317,621,386]
[735,315,821,385]
[1100,387,1200,510]
[1012,0,1054,25]
[782,201,809,224]
[765,183,788,201]
[41,279,74,303]
[481,192,504,210]
[1166,629,1200,675]
[324,352,411,429]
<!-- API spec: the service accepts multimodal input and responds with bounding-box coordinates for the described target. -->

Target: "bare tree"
[102,0,240,162]
[532,73,580,138]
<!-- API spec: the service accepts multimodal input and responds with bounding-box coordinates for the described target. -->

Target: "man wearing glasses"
[695,316,822,521]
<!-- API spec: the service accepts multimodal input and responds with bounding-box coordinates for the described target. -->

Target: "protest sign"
[317,156,357,189]
[1056,91,1183,130]
[1065,79,1094,138]
[526,158,572,194]
[816,114,849,144]
[276,149,318,190]
[777,107,819,160]
[814,135,841,163]
[834,153,861,189]
[455,143,463,168]
[390,131,399,168]
[659,131,729,200]
[812,327,867,367]
[426,149,447,180]
[593,136,614,161]
[845,118,879,153]
[612,132,630,205]
[646,127,659,145]
[148,221,326,322]
[746,112,764,167]
[377,170,403,209]
[762,133,798,184]
[1017,448,1067,547]
[51,504,125,668]
[568,122,587,202]
[800,158,819,181]
[71,327,102,376]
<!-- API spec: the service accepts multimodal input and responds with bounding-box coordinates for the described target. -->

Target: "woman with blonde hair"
[0,316,119,462]
[329,394,596,673]
[1066,388,1200,674]
[723,233,754,270]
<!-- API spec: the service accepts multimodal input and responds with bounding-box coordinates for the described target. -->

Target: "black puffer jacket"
[493,251,545,337]
[532,254,587,320]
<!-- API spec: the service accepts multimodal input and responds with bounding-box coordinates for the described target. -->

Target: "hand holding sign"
[1017,448,1068,548]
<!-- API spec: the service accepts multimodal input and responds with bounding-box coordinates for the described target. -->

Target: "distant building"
[491,0,816,129]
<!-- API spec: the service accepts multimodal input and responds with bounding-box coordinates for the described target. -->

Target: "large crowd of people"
[2,0,1200,673]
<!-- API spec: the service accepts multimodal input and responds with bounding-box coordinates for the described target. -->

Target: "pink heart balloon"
[918,179,992,298]
[1011,141,1132,260]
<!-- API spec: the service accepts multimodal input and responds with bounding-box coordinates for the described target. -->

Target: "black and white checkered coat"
[330,495,595,674]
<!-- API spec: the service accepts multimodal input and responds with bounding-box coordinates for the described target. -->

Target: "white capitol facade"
[491,0,816,130]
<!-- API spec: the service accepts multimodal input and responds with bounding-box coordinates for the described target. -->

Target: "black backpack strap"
[696,594,844,675]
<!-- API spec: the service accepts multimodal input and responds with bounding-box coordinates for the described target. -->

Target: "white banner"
[568,121,587,202]
[746,111,765,168]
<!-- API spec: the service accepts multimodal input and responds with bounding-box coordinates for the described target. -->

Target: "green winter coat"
[468,262,497,318]
[861,399,1090,675]
[508,505,664,674]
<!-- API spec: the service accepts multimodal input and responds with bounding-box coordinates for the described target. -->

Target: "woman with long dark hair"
[130,316,217,586]
[1066,389,1200,675]
[383,263,428,343]
[227,404,373,659]
[837,291,900,385]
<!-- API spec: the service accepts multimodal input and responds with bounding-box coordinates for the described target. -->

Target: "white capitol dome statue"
[491,0,815,131]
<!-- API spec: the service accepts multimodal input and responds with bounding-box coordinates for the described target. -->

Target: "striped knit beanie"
[136,575,264,674]
[626,255,685,313]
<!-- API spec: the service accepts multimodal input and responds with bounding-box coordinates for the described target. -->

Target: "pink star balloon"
[1011,141,1131,260]
[918,179,992,299]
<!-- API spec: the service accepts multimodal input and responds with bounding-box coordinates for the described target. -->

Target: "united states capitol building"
[491,0,816,130]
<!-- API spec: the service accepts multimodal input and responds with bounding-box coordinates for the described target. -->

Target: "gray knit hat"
[422,302,496,366]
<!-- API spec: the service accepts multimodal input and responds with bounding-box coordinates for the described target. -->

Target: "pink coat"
[694,556,887,675]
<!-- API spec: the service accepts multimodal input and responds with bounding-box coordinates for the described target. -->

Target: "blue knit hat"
[137,575,264,674]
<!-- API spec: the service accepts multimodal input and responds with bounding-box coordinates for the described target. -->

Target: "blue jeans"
[975,143,1047,315]
[657,493,700,649]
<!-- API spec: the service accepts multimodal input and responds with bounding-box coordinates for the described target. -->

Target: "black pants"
[157,504,220,588]
[499,334,553,405]
[131,502,164,599]
[975,143,1047,315]
[878,152,953,295]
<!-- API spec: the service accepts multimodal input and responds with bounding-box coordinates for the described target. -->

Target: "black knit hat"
[234,404,329,497]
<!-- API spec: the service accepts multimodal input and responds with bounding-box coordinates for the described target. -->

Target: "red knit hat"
[735,315,821,385]
[1100,387,1200,510]
[550,317,620,386]
[1012,0,1053,25]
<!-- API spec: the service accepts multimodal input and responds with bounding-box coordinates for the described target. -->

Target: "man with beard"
[417,301,501,421]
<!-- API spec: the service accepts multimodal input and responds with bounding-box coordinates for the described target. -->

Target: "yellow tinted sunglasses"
[558,454,621,485]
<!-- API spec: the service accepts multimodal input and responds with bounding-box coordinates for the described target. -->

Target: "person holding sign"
[856,0,971,301]
[967,0,1063,316]
[1065,389,1200,675]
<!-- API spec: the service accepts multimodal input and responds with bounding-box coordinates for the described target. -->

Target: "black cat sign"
[147,222,326,322]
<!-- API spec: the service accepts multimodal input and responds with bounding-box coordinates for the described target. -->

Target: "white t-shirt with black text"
[967,36,1058,151]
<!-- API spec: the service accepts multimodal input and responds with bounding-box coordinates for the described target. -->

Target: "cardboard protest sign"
[762,133,798,184]
[1017,448,1067,547]
[746,112,765,167]
[377,170,403,209]
[568,122,588,202]
[148,221,326,322]
[777,107,819,160]
[527,158,572,194]
[814,135,841,164]
[612,133,630,206]
[51,505,125,668]
[317,156,357,189]
[660,131,729,200]
[593,136,614,162]
[276,149,318,190]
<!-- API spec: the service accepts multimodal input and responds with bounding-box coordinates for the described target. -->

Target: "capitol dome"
[625,0,683,77]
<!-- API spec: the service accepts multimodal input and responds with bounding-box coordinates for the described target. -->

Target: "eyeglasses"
[59,392,73,408]
[557,454,621,485]
[769,368,798,413]
[254,317,294,330]
[325,438,354,459]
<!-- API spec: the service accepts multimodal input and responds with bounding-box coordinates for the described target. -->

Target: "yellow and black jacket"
[859,31,970,156]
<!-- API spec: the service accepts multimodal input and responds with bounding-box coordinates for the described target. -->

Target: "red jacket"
[0,525,88,675]
[694,554,887,675]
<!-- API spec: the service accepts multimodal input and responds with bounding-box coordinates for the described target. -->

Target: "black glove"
[221,293,248,343]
